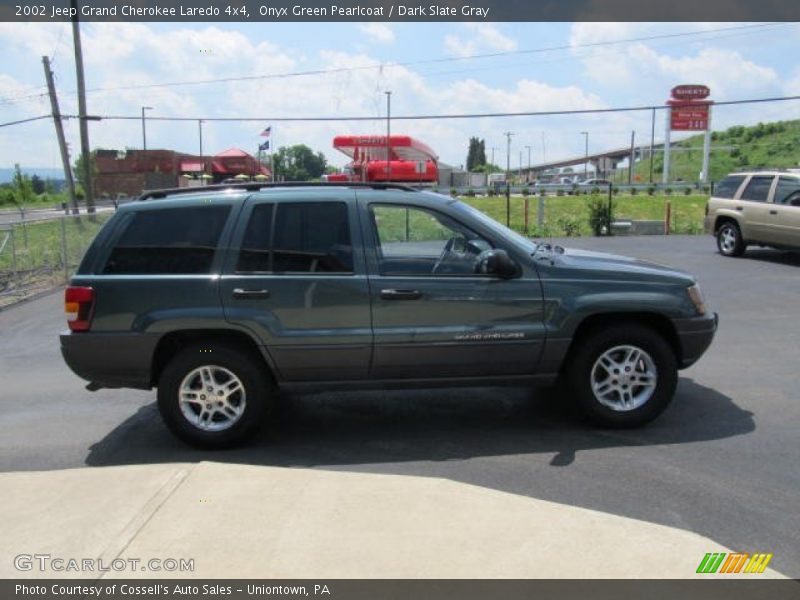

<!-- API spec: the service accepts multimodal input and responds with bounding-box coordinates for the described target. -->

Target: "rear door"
[768,176,800,247]
[220,190,372,382]
[737,175,775,241]
[358,192,545,380]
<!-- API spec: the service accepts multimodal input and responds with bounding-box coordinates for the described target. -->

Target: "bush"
[588,198,614,237]
[630,187,638,196]
[557,216,582,237]
[683,187,692,195]
[647,186,655,196]
[612,187,620,195]
[521,187,530,197]
[450,187,458,197]
[466,188,476,197]
[486,188,496,197]
[664,187,673,195]
[556,189,564,197]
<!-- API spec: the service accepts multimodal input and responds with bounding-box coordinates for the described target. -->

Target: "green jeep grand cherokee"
[61,183,717,448]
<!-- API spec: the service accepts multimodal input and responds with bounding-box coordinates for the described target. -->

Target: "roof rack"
[137,181,421,201]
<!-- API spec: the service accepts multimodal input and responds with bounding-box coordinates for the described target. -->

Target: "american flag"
[260,126,271,137]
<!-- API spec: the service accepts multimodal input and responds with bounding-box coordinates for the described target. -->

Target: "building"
[94,148,270,197]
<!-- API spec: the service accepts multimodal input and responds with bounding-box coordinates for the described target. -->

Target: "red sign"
[671,84,711,100]
[670,105,710,131]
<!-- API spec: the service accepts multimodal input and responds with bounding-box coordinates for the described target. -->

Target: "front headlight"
[687,284,706,316]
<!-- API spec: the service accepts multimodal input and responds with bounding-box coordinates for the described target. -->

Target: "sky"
[0,21,799,173]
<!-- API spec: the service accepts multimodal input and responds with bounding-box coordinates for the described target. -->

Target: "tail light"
[65,286,95,332]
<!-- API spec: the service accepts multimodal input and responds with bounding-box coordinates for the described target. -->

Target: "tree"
[73,151,98,200]
[30,174,45,195]
[11,164,34,208]
[466,137,488,171]
[273,145,327,181]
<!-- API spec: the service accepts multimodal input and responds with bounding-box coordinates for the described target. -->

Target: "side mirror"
[477,249,519,279]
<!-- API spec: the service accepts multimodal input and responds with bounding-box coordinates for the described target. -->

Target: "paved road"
[1,235,798,576]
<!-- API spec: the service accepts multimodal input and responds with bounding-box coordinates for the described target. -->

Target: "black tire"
[564,324,678,428]
[157,343,273,448]
[716,221,746,257]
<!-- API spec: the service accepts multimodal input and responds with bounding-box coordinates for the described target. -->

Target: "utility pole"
[385,91,392,182]
[71,0,95,215]
[42,56,78,215]
[628,130,636,185]
[541,132,546,165]
[525,145,531,182]
[649,107,656,185]
[504,131,514,227]
[198,120,204,177]
[580,131,589,180]
[491,146,497,166]
[141,106,153,150]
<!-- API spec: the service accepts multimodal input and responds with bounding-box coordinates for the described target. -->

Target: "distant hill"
[0,167,66,184]
[636,119,800,182]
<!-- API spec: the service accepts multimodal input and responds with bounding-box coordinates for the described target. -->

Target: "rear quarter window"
[713,175,746,199]
[103,205,231,274]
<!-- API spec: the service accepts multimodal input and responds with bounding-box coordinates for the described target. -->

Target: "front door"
[221,193,372,381]
[769,176,800,247]
[360,195,545,380]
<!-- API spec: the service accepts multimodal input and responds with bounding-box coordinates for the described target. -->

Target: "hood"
[537,244,695,284]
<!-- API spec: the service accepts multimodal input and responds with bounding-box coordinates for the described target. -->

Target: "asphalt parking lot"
[1,234,798,576]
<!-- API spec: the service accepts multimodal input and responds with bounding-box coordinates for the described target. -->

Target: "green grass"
[631,119,800,183]
[461,193,707,237]
[0,214,111,289]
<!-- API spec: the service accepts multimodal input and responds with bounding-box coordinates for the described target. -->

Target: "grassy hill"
[634,119,800,183]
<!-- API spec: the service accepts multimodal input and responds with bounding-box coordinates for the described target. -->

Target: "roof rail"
[137,181,421,201]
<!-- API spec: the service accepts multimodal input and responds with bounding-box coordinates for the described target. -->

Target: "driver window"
[370,204,490,276]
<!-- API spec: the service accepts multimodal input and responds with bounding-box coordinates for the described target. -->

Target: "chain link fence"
[0,213,112,308]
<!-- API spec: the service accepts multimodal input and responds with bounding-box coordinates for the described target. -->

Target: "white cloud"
[357,23,395,44]
[444,23,517,58]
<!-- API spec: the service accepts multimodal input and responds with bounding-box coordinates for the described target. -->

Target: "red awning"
[333,135,438,163]
[180,161,204,172]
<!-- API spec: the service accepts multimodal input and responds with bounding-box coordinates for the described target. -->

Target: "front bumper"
[672,312,718,369]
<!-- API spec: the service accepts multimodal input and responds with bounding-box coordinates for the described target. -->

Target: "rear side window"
[236,202,353,274]
[713,175,745,199]
[740,176,774,203]
[103,205,230,274]
[236,203,274,272]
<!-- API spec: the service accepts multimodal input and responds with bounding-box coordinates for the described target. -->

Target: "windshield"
[450,200,539,254]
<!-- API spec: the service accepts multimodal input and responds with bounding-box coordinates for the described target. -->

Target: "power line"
[0,115,51,128]
[70,94,800,123]
[71,23,780,95]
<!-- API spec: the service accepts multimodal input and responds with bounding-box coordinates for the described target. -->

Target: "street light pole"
[491,146,498,166]
[385,91,392,182]
[504,131,514,227]
[198,119,204,178]
[525,145,531,182]
[581,131,589,179]
[141,106,153,151]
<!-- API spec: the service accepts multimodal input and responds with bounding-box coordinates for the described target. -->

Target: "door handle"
[380,289,422,300]
[769,210,778,215]
[232,288,270,299]
[735,206,743,211]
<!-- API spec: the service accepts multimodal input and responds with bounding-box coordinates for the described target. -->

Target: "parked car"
[61,182,717,448]
[578,178,611,187]
[705,170,800,256]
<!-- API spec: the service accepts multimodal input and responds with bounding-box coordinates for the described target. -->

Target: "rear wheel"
[564,325,677,427]
[157,344,273,448]
[716,221,746,257]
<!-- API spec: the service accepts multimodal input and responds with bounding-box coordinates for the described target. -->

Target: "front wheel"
[564,325,678,427]
[716,222,746,257]
[157,344,273,448]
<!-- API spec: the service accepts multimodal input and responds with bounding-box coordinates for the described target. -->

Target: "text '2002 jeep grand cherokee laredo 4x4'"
[61,183,717,448]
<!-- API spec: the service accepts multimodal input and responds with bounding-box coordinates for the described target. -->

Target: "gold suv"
[705,170,800,256]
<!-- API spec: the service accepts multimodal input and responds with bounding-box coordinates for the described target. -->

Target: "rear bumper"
[60,330,159,390]
[672,312,718,369]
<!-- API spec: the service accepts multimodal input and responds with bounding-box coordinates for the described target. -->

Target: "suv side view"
[705,170,800,256]
[61,183,717,448]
